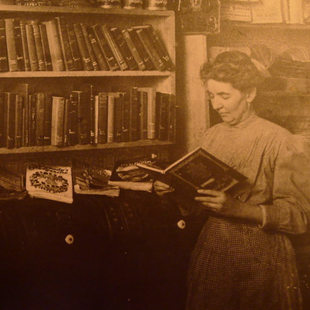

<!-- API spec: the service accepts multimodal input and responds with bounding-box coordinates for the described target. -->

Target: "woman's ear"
[246,87,257,103]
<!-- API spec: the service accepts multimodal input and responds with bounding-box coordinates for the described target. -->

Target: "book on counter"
[26,164,73,204]
[136,147,247,194]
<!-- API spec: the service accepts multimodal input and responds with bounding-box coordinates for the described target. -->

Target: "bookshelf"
[0,5,176,172]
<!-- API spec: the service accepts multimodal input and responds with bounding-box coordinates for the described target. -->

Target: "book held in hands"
[136,147,247,194]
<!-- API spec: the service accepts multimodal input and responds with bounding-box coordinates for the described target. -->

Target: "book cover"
[13,18,25,71]
[43,94,52,145]
[155,91,169,141]
[107,92,115,143]
[39,23,53,71]
[26,164,73,204]
[80,23,99,71]
[25,23,39,71]
[101,24,128,71]
[71,90,90,145]
[66,23,83,71]
[121,92,130,142]
[31,20,46,71]
[127,27,154,70]
[0,19,9,72]
[73,23,93,71]
[5,18,18,72]
[51,96,65,146]
[91,24,119,71]
[89,84,96,144]
[67,94,78,146]
[28,94,36,146]
[3,92,16,149]
[139,89,148,140]
[14,94,23,148]
[113,92,124,143]
[55,17,75,71]
[87,28,108,71]
[129,87,140,141]
[110,26,138,70]
[137,87,156,139]
[35,92,45,146]
[122,28,146,71]
[97,91,108,144]
[43,19,65,71]
[136,147,247,194]
[135,26,165,71]
[19,19,31,72]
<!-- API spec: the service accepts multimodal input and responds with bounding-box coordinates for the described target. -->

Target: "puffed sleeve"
[263,134,310,234]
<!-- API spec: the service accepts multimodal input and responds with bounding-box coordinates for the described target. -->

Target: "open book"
[136,147,246,193]
[26,165,73,204]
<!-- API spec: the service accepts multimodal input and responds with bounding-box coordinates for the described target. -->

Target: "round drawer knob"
[177,220,186,230]
[65,234,74,245]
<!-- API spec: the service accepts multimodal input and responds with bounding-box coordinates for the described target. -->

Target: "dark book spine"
[91,24,119,71]
[114,93,124,142]
[67,94,78,146]
[0,92,5,147]
[43,94,52,145]
[73,23,93,71]
[121,92,130,142]
[0,20,8,72]
[19,19,31,71]
[14,94,23,148]
[43,20,65,71]
[31,20,46,71]
[139,90,148,140]
[156,92,168,140]
[35,92,45,146]
[110,27,138,70]
[63,98,69,146]
[88,30,108,71]
[101,24,128,71]
[129,87,140,141]
[97,92,108,144]
[5,19,18,72]
[25,23,39,71]
[39,24,53,71]
[168,94,176,142]
[89,84,96,144]
[107,93,115,143]
[4,92,16,149]
[66,23,83,71]
[80,23,99,71]
[14,19,25,71]
[146,25,174,71]
[122,29,146,71]
[29,94,36,146]
[136,27,165,71]
[127,28,154,70]
[55,17,75,71]
[72,90,90,145]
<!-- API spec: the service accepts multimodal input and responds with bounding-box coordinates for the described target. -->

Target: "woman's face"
[206,79,253,126]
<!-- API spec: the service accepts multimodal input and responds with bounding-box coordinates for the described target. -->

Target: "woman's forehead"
[206,79,236,93]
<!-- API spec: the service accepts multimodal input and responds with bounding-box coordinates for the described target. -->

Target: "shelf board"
[0,70,172,78]
[222,21,310,30]
[0,4,174,16]
[0,140,174,155]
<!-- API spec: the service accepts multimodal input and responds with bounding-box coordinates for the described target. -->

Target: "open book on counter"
[136,147,247,194]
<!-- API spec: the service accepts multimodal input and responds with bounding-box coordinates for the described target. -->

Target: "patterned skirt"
[186,216,302,310]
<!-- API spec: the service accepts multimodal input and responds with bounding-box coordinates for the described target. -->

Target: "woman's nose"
[211,97,223,110]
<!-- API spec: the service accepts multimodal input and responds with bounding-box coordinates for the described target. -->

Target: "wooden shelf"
[0,71,172,78]
[0,140,174,155]
[0,4,174,16]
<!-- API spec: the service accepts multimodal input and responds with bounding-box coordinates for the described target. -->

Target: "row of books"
[0,17,174,72]
[14,0,168,10]
[221,0,306,24]
[0,85,176,149]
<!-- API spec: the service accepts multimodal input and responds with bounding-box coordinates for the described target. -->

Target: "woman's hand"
[194,189,236,216]
[153,180,175,196]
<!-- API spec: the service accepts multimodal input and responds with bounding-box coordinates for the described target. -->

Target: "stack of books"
[0,84,176,149]
[0,17,174,73]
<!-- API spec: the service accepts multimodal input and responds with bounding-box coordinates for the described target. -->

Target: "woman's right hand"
[153,180,175,196]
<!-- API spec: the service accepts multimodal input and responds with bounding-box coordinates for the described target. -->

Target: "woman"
[154,51,310,310]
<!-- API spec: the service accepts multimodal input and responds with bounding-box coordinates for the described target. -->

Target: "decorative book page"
[26,165,73,204]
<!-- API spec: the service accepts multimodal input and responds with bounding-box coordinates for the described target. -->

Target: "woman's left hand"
[194,189,236,216]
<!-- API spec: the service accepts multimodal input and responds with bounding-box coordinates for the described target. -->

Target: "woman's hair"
[200,51,263,91]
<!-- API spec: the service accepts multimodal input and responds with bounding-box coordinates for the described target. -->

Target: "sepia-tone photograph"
[0,0,309,309]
